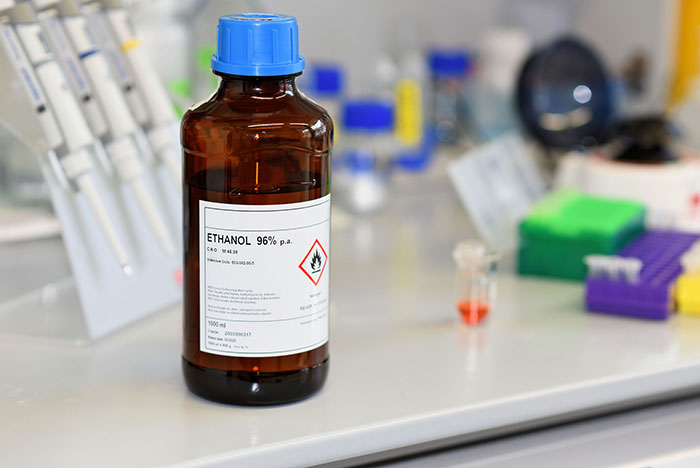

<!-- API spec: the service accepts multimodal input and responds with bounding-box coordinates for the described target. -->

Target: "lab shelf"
[3,180,700,468]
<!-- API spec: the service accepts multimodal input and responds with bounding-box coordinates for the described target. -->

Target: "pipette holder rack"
[0,144,182,343]
[0,2,182,343]
[585,230,700,320]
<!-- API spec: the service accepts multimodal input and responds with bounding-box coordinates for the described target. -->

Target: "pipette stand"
[0,119,181,344]
[0,275,91,344]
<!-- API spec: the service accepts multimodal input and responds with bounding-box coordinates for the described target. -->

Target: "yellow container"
[677,274,700,316]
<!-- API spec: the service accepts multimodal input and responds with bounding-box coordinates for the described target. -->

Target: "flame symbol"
[310,250,322,272]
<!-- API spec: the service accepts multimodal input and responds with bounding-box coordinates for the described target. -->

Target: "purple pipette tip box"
[585,230,700,320]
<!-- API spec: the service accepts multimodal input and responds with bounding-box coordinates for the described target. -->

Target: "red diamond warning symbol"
[299,239,328,286]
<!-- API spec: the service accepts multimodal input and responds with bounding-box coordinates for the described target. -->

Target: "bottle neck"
[215,73,300,98]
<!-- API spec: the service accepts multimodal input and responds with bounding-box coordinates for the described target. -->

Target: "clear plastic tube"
[453,240,500,325]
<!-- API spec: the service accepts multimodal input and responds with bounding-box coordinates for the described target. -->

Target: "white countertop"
[3,177,700,467]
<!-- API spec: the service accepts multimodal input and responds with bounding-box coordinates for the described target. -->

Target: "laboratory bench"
[3,174,700,467]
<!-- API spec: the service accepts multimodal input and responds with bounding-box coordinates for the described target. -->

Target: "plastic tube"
[584,254,607,278]
[619,257,643,284]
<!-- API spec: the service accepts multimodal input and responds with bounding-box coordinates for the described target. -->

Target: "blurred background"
[3,0,698,225]
[137,0,676,111]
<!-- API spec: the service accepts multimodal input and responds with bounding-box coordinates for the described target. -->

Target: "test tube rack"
[518,189,646,280]
[585,230,700,320]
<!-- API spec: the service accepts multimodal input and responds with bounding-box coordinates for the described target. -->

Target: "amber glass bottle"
[181,14,332,405]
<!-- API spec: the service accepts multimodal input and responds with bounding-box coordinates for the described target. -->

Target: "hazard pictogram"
[299,239,328,286]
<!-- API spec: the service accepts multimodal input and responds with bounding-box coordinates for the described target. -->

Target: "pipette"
[5,3,131,274]
[0,8,63,173]
[76,0,148,127]
[99,0,181,185]
[33,0,174,255]
[30,0,112,173]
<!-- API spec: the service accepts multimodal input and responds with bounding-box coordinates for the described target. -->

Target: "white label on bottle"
[199,195,330,358]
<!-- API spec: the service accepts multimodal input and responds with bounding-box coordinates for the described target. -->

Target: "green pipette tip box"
[518,189,646,280]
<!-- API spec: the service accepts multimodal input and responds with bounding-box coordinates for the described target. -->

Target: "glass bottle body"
[181,73,332,405]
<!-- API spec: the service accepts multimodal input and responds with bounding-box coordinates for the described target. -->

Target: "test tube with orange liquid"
[453,240,500,325]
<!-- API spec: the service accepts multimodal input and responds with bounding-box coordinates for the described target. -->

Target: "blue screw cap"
[428,49,472,78]
[309,64,344,96]
[342,100,394,132]
[211,13,305,77]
